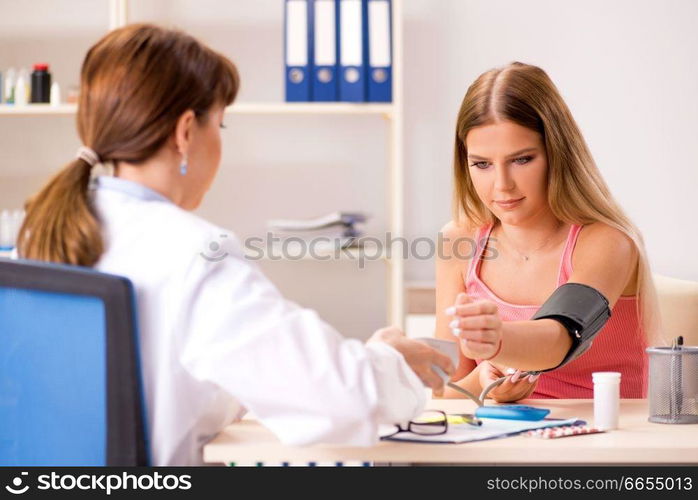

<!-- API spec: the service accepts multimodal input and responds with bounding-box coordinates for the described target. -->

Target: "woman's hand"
[367,326,454,396]
[447,292,503,361]
[479,361,539,403]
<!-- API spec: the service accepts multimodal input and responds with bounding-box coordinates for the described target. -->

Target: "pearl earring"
[179,156,188,176]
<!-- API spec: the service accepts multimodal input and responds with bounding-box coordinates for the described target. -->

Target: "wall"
[1,0,695,340]
[403,0,698,283]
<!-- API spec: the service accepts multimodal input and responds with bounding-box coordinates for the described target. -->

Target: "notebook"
[380,418,584,444]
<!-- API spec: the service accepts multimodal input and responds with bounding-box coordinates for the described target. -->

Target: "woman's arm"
[453,223,639,371]
[566,222,639,306]
[493,317,572,371]
[434,221,480,397]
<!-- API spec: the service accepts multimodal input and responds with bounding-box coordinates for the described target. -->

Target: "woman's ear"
[174,109,196,157]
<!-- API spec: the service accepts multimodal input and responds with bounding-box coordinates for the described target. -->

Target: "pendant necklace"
[498,221,564,262]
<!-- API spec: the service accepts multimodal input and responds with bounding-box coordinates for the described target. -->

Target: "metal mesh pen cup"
[646,346,698,424]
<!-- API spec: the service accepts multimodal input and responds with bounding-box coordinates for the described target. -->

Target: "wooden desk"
[203,399,698,465]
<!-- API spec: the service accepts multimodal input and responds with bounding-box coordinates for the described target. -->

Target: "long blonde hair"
[18,24,240,267]
[452,61,663,343]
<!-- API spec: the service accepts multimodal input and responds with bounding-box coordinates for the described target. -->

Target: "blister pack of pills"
[524,425,605,439]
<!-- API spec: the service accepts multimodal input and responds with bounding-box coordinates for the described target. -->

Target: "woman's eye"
[514,156,533,165]
[470,161,489,169]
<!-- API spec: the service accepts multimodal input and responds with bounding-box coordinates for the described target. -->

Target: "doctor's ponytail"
[18,24,239,267]
[19,157,103,265]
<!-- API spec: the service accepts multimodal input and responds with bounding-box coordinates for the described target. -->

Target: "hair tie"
[76,146,100,167]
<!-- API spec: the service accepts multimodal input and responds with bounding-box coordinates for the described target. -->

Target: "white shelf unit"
[0,0,406,328]
[0,104,77,116]
[0,102,393,117]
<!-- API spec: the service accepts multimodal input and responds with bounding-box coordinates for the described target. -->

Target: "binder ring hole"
[318,68,332,83]
[373,69,387,83]
[345,68,360,83]
[289,68,304,84]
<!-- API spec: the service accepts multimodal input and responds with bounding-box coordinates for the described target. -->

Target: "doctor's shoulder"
[147,202,245,265]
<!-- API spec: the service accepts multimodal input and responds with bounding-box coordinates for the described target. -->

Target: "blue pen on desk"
[475,405,550,421]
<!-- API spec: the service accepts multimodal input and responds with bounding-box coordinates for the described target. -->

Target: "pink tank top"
[465,223,648,398]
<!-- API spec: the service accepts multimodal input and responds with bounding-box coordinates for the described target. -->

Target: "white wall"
[402,0,698,283]
[1,0,696,340]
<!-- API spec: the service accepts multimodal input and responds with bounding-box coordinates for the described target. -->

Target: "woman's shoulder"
[439,219,480,240]
[572,221,639,295]
[438,219,482,262]
[576,221,636,258]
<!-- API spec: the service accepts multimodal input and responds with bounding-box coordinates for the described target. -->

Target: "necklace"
[496,221,565,262]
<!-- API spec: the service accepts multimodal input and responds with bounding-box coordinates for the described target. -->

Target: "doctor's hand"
[447,293,503,361]
[368,327,454,397]
[479,361,539,403]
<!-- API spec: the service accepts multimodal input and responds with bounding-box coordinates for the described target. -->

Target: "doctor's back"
[16,24,447,465]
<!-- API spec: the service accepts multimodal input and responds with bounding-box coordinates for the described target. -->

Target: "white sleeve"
[176,237,425,446]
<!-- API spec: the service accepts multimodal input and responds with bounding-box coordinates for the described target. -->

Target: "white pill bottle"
[593,371,621,430]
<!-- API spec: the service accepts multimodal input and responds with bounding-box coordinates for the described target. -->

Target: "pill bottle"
[593,371,621,430]
[31,63,51,103]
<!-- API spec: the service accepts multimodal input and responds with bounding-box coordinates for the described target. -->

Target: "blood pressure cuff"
[530,283,611,372]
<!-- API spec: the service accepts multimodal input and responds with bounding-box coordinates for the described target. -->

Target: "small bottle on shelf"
[31,63,52,103]
[4,67,17,104]
[14,69,29,106]
[11,209,24,247]
[0,209,25,252]
[50,82,61,106]
[66,85,80,104]
[0,210,12,250]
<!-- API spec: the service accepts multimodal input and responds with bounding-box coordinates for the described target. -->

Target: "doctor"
[17,24,453,465]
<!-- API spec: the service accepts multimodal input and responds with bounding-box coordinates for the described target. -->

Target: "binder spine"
[338,0,366,102]
[285,0,313,102]
[311,0,339,101]
[367,0,392,102]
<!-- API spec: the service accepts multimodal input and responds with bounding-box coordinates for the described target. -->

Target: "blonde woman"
[436,62,661,401]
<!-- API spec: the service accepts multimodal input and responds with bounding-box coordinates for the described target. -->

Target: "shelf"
[0,0,405,329]
[0,102,393,118]
[232,102,393,116]
[0,104,77,116]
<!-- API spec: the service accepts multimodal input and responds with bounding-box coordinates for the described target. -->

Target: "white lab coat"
[90,176,425,465]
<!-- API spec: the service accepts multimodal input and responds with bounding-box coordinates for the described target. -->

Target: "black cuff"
[531,283,611,372]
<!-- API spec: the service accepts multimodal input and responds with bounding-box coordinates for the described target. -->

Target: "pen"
[449,413,482,426]
[416,413,482,426]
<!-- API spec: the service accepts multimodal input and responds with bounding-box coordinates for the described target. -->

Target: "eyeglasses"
[385,410,448,438]
[384,410,482,439]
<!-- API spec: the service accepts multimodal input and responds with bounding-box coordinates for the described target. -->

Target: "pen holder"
[646,345,698,424]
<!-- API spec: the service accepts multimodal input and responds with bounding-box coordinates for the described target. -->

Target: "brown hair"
[452,61,663,342]
[18,23,239,266]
